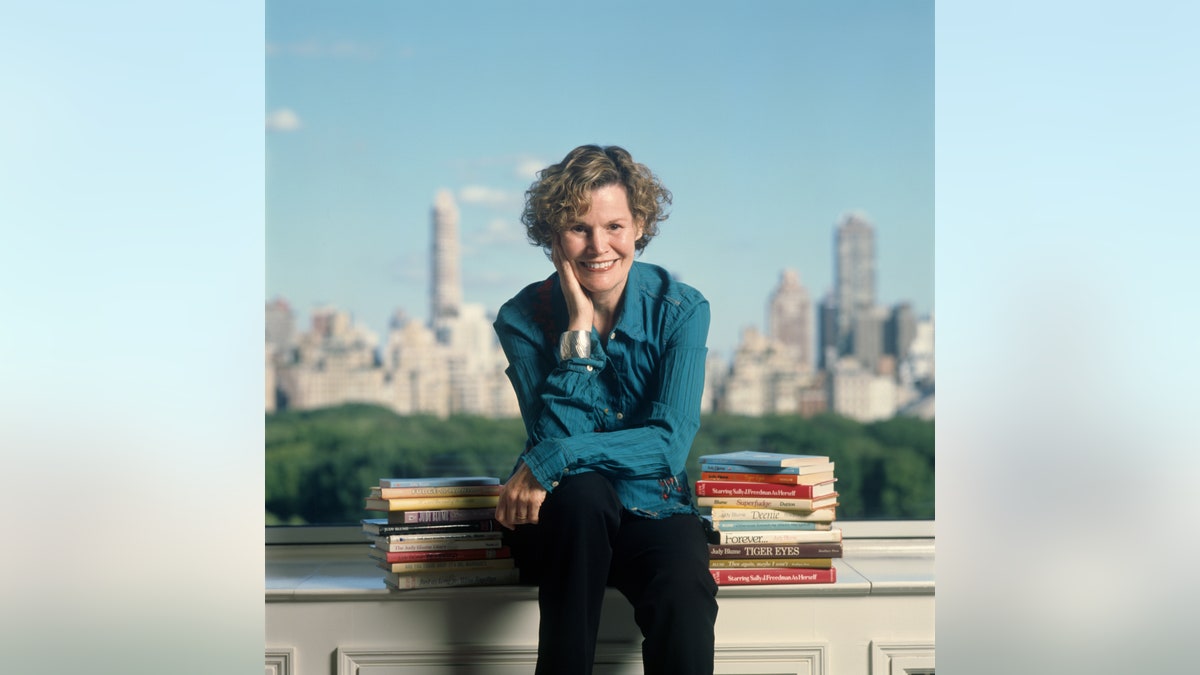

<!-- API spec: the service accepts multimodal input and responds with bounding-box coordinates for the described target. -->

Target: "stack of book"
[696,451,842,586]
[362,476,519,590]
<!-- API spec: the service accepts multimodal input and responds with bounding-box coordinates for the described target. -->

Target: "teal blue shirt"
[493,261,710,519]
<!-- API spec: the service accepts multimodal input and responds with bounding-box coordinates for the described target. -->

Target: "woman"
[493,144,718,675]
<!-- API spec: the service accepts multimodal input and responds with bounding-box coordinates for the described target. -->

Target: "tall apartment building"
[834,212,876,354]
[430,189,462,342]
[766,268,813,373]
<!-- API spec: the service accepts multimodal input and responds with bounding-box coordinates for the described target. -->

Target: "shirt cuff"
[522,438,574,491]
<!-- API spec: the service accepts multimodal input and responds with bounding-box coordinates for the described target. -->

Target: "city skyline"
[266,0,934,358]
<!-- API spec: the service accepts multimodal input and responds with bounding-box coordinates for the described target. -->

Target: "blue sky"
[266,0,934,357]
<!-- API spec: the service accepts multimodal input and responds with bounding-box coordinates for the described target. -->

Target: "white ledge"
[266,534,934,602]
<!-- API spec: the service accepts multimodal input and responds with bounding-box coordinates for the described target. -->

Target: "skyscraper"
[430,189,461,341]
[834,212,876,345]
[767,268,812,371]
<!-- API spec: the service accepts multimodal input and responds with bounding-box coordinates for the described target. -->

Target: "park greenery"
[266,404,934,525]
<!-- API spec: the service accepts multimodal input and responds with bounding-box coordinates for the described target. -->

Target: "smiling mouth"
[578,260,617,271]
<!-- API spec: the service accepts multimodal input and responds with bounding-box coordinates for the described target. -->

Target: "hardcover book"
[709,507,837,523]
[369,538,504,554]
[709,566,837,586]
[700,471,836,486]
[384,567,520,590]
[379,476,500,488]
[695,480,837,499]
[697,495,839,511]
[377,557,516,574]
[699,462,835,476]
[365,495,500,512]
[385,507,498,525]
[371,530,502,545]
[698,451,830,468]
[367,545,513,564]
[361,518,499,537]
[708,558,833,569]
[715,529,842,545]
[708,520,831,531]
[707,542,843,559]
[372,484,502,499]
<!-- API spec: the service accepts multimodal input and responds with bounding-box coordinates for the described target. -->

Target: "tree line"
[266,403,934,525]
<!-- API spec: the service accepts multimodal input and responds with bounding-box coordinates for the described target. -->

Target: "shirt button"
[616,412,624,420]
[585,365,593,371]
[609,332,616,340]
[551,481,559,488]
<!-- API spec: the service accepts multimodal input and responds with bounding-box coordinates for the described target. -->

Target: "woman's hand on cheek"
[552,236,593,331]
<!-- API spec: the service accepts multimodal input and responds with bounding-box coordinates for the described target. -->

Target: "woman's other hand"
[496,461,548,529]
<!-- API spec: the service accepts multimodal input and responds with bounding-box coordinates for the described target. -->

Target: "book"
[697,495,839,511]
[369,538,504,554]
[708,558,833,569]
[709,507,837,523]
[700,462,835,476]
[384,567,520,590]
[379,476,500,488]
[715,529,842,545]
[365,495,500,512]
[384,507,498,524]
[377,557,516,574]
[371,530,502,546]
[361,518,499,537]
[695,480,837,499]
[708,520,831,531]
[700,471,836,486]
[371,484,502,499]
[368,545,513,564]
[707,542,843,559]
[709,567,837,586]
[698,451,829,468]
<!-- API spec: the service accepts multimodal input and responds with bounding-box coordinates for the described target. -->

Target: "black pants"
[505,472,718,675]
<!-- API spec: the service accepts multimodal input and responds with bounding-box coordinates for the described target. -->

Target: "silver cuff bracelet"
[558,330,591,361]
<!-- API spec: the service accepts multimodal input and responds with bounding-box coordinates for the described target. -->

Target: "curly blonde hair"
[521,145,672,252]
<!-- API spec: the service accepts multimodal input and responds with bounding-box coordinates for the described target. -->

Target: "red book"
[695,480,836,499]
[700,471,835,486]
[709,566,837,586]
[368,545,512,564]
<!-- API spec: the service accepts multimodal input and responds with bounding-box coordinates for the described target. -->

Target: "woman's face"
[559,184,644,301]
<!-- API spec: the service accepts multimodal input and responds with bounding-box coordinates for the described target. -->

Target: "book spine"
[699,462,802,474]
[700,462,835,476]
[710,520,829,531]
[709,507,836,522]
[707,542,843,558]
[362,519,498,536]
[695,481,831,499]
[698,496,827,510]
[373,538,504,553]
[373,531,502,544]
[366,495,500,511]
[700,471,834,485]
[716,529,841,545]
[385,567,520,590]
[379,476,500,488]
[390,508,498,524]
[709,567,837,585]
[374,485,502,498]
[374,546,513,563]
[380,558,516,574]
[708,558,833,569]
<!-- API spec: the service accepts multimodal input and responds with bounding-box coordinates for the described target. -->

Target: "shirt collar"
[610,261,647,341]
